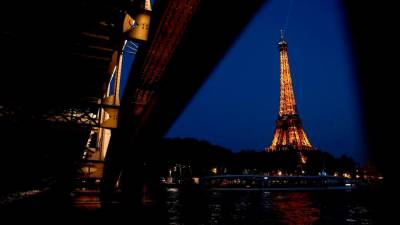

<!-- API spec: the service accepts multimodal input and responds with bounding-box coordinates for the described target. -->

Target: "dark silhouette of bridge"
[0,0,265,205]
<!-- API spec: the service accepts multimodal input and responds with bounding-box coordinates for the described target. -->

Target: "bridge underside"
[0,0,266,197]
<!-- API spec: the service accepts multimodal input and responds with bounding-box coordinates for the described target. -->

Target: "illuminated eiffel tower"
[267,30,313,152]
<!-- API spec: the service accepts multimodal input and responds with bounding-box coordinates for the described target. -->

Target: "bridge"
[0,0,265,211]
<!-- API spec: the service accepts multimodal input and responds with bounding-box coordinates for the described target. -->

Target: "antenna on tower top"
[280,29,285,41]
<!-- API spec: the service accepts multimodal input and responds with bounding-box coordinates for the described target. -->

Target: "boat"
[200,175,354,191]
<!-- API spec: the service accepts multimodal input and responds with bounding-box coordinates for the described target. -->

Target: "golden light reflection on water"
[73,191,102,210]
[273,192,320,225]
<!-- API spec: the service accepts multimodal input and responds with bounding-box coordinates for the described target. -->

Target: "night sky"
[164,0,366,164]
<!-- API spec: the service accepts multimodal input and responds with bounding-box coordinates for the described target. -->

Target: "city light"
[300,154,307,164]
[343,173,351,178]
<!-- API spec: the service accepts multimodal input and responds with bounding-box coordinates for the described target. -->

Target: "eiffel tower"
[267,30,313,152]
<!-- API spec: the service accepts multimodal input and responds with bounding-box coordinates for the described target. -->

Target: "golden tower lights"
[267,30,313,152]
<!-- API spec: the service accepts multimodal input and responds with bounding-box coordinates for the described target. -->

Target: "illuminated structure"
[79,0,152,183]
[267,31,313,152]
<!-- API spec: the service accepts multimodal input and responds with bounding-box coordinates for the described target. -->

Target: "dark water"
[1,187,384,225]
[162,188,382,225]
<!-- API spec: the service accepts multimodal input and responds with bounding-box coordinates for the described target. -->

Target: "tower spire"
[279,29,287,46]
[266,32,313,152]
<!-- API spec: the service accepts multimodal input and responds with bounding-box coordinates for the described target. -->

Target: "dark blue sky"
[164,0,366,163]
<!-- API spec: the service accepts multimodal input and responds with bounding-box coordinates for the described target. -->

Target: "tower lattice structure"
[267,31,313,152]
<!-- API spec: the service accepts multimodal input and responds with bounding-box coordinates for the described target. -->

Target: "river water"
[1,187,384,225]
[161,188,383,225]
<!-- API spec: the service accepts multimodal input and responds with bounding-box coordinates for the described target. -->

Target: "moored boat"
[200,175,354,191]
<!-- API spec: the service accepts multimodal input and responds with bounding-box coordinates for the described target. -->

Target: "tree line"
[145,137,357,177]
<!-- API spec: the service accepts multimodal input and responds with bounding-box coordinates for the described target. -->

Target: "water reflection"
[204,191,279,225]
[23,187,379,225]
[208,191,222,225]
[345,203,373,225]
[72,191,102,210]
[162,188,378,225]
[166,188,183,225]
[272,192,320,225]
